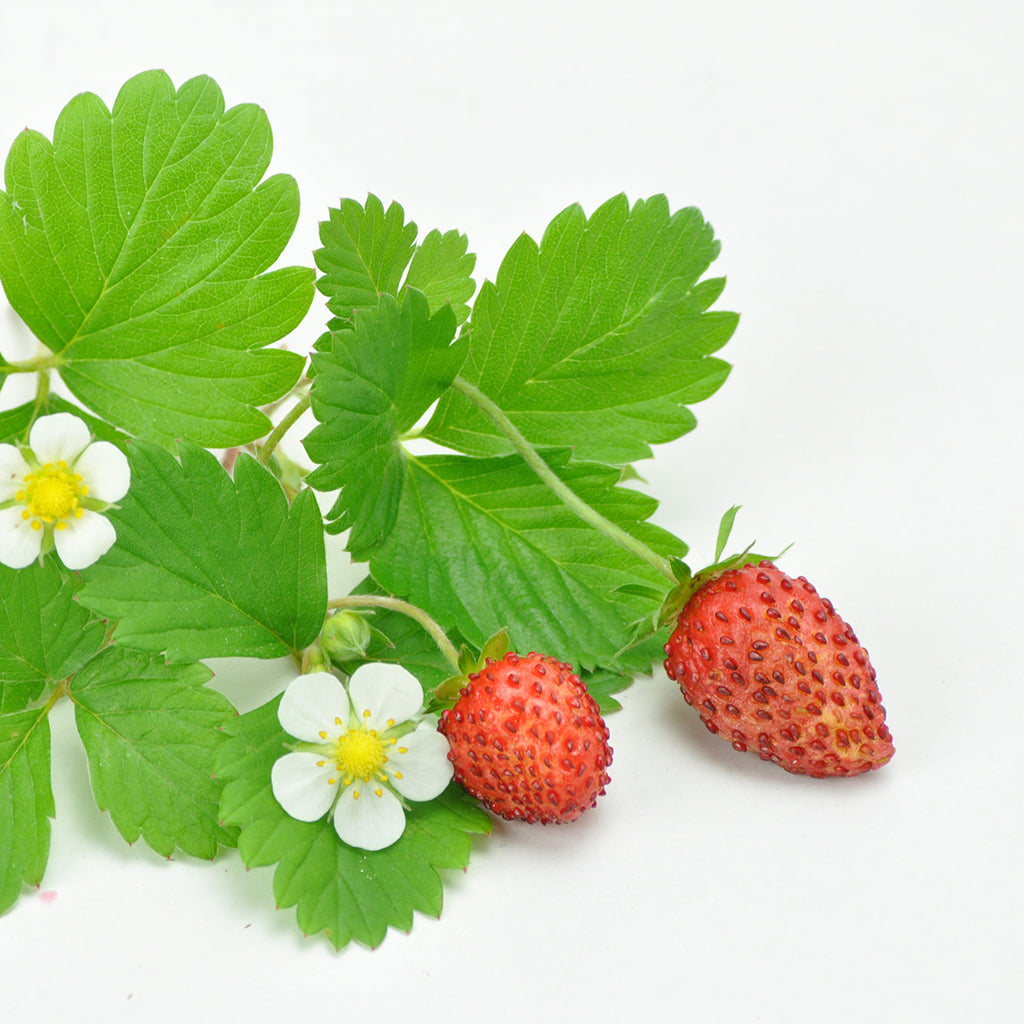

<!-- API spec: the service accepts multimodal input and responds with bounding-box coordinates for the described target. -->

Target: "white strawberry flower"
[271,663,454,851]
[0,413,130,570]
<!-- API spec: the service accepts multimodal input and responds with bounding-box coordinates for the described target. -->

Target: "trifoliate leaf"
[424,193,736,464]
[0,70,313,446]
[315,194,475,328]
[70,646,236,858]
[78,443,327,662]
[304,289,464,556]
[368,450,685,669]
[0,562,105,713]
[0,705,53,914]
[216,697,490,951]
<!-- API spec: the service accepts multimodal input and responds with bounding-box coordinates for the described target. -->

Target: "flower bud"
[320,610,372,663]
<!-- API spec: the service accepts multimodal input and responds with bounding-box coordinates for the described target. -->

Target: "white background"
[1,1,1022,1021]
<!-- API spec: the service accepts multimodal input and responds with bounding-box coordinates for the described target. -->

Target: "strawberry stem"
[327,594,462,672]
[257,391,311,466]
[452,377,675,581]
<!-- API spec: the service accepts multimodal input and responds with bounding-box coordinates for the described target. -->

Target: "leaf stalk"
[0,352,66,375]
[326,595,462,672]
[451,376,675,581]
[258,392,312,466]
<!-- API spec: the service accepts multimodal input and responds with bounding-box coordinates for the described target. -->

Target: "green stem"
[20,369,52,443]
[0,352,65,375]
[34,368,50,407]
[258,392,311,466]
[451,376,675,581]
[327,595,461,672]
[42,675,70,712]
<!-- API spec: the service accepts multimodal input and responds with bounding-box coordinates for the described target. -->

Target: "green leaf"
[304,289,464,557]
[0,705,53,914]
[70,646,236,858]
[0,562,105,713]
[580,666,632,714]
[368,450,685,669]
[0,70,313,446]
[0,402,33,445]
[78,443,327,662]
[0,395,130,450]
[404,227,477,326]
[315,193,475,327]
[217,697,490,950]
[424,193,736,464]
[614,622,674,677]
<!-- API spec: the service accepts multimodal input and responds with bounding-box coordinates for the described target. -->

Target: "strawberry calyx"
[655,506,789,630]
[431,628,512,707]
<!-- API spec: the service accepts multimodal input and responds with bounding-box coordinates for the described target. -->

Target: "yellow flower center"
[332,728,389,783]
[17,462,88,531]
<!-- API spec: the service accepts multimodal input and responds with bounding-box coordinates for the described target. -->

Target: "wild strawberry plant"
[0,69,741,948]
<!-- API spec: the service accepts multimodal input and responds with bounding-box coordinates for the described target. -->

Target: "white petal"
[332,782,406,851]
[271,752,338,821]
[74,441,130,502]
[348,662,426,732]
[388,725,454,801]
[52,509,116,570]
[28,413,90,464]
[0,506,42,569]
[0,444,30,502]
[278,672,351,742]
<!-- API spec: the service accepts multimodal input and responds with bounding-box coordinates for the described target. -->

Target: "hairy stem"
[19,369,52,443]
[258,392,311,466]
[327,595,462,672]
[451,376,675,581]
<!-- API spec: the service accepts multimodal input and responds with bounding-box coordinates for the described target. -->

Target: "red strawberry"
[438,651,612,823]
[663,561,893,777]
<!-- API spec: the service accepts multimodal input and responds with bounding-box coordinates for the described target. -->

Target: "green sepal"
[670,556,693,583]
[655,507,789,629]
[714,505,742,562]
[613,583,666,602]
[433,628,512,705]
